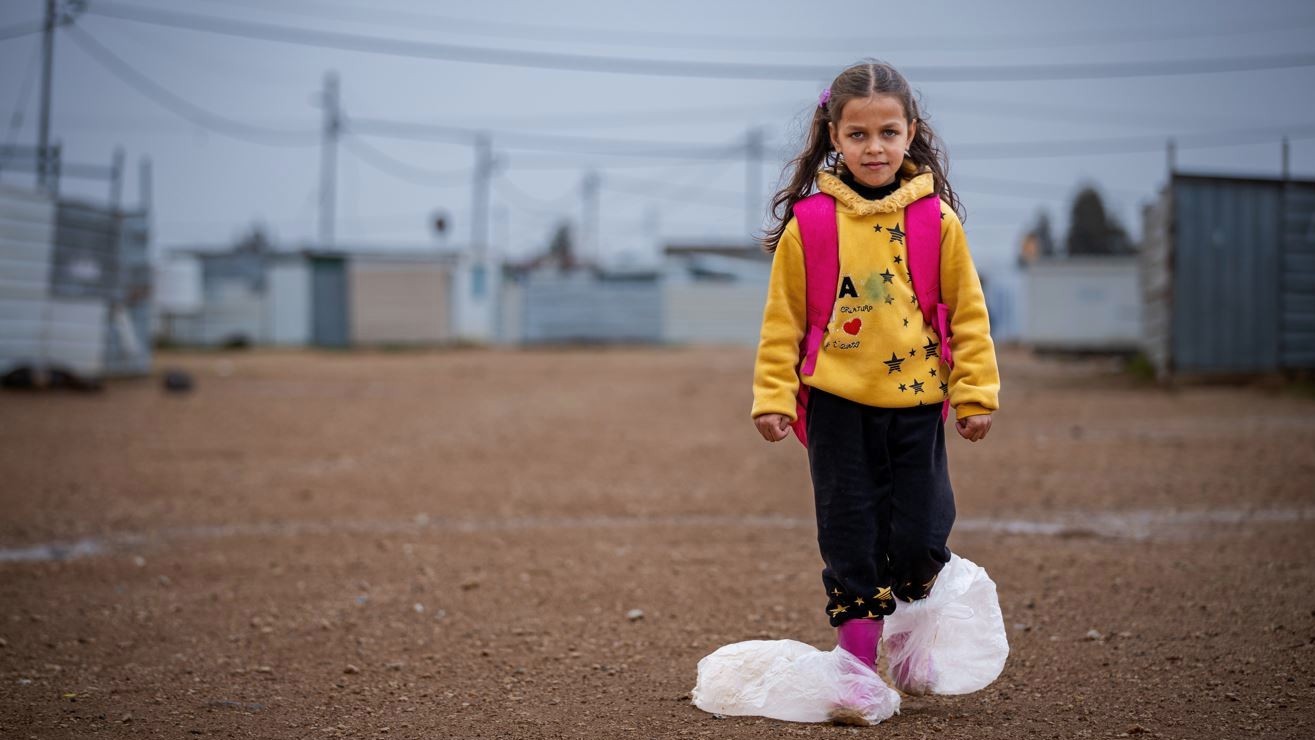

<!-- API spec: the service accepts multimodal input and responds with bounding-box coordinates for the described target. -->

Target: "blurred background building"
[2,0,1314,382]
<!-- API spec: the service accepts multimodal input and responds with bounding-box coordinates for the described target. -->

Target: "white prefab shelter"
[1023,256,1141,352]
[156,247,456,348]
[662,246,771,345]
[266,255,312,346]
[349,253,454,345]
[0,185,152,380]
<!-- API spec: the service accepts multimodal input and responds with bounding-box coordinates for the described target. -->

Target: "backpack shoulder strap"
[906,194,955,421]
[792,192,839,378]
[905,194,942,329]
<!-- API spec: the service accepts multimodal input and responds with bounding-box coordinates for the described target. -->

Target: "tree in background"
[235,223,272,254]
[1065,186,1133,256]
[546,221,575,269]
[1017,209,1057,267]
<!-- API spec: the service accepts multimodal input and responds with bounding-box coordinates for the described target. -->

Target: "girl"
[751,61,1000,693]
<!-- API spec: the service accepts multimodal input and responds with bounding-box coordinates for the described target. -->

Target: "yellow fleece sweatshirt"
[751,167,1000,421]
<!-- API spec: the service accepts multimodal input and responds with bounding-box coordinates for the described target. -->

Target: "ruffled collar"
[816,160,935,216]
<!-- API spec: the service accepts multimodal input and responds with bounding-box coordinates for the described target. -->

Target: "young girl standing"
[752,61,1000,684]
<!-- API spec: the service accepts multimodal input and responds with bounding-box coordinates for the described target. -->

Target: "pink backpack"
[789,192,953,447]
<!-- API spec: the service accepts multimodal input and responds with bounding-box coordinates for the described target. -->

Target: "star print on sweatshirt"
[751,163,1000,421]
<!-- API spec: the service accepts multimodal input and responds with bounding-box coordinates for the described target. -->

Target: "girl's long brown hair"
[761,60,964,252]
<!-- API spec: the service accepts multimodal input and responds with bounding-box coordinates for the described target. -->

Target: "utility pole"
[470,132,493,259]
[1166,138,1176,178]
[318,71,340,247]
[493,204,509,261]
[139,155,154,260]
[745,126,765,237]
[643,205,661,262]
[581,170,601,265]
[1281,136,1290,182]
[138,156,152,212]
[37,0,56,190]
[109,147,124,211]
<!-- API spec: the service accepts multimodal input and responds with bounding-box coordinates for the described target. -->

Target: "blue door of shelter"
[311,256,349,348]
[1173,178,1281,373]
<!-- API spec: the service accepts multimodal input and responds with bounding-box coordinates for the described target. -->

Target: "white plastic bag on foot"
[691,639,900,725]
[882,553,1008,695]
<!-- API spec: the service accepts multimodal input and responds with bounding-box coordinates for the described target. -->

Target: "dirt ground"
[1,346,1313,740]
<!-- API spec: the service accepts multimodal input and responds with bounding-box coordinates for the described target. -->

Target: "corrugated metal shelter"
[1141,173,1315,375]
[1023,256,1141,352]
[505,268,663,344]
[0,184,151,380]
[662,245,771,345]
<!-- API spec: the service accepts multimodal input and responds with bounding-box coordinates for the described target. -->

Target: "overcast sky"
[2,0,1313,276]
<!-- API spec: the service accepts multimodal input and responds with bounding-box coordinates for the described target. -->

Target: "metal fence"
[0,185,151,379]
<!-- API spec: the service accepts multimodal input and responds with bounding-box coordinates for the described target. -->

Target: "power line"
[928,91,1255,132]
[343,118,476,145]
[341,133,471,186]
[54,24,758,166]
[184,0,1315,55]
[59,20,1315,167]
[602,173,743,209]
[954,174,1147,200]
[63,24,319,147]
[500,154,743,171]
[2,37,44,150]
[0,20,43,42]
[350,118,747,159]
[493,175,574,219]
[85,2,1315,82]
[331,101,800,133]
[950,124,1315,160]
[494,173,576,209]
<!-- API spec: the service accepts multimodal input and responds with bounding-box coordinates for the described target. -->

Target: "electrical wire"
[500,155,743,171]
[601,173,743,209]
[182,0,1315,55]
[85,2,1315,82]
[351,101,799,133]
[3,38,43,149]
[340,134,471,186]
[950,123,1315,160]
[63,23,320,147]
[349,117,749,159]
[0,20,43,42]
[493,173,576,211]
[954,174,1148,200]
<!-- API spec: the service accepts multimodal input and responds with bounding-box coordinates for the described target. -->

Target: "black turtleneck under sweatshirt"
[840,169,903,201]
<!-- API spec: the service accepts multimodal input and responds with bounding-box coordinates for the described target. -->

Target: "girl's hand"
[754,413,793,443]
[955,413,992,442]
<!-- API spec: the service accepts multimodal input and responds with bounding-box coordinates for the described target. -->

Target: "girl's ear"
[827,121,839,152]
[907,118,919,149]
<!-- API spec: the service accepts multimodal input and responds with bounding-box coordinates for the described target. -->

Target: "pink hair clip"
[818,88,831,108]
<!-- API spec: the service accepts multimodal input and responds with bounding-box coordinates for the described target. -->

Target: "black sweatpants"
[805,388,956,627]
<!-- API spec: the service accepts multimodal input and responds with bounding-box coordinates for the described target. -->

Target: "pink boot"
[830,618,885,725]
[836,617,883,670]
[885,628,937,695]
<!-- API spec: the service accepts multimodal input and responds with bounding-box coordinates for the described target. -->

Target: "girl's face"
[828,94,918,189]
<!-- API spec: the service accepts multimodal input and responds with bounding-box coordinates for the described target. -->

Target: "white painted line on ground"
[3,507,1313,563]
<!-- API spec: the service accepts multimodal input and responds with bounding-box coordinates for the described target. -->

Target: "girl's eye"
[849,132,864,140]
[883,130,898,137]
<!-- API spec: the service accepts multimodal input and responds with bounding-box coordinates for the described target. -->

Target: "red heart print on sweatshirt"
[843,318,862,335]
